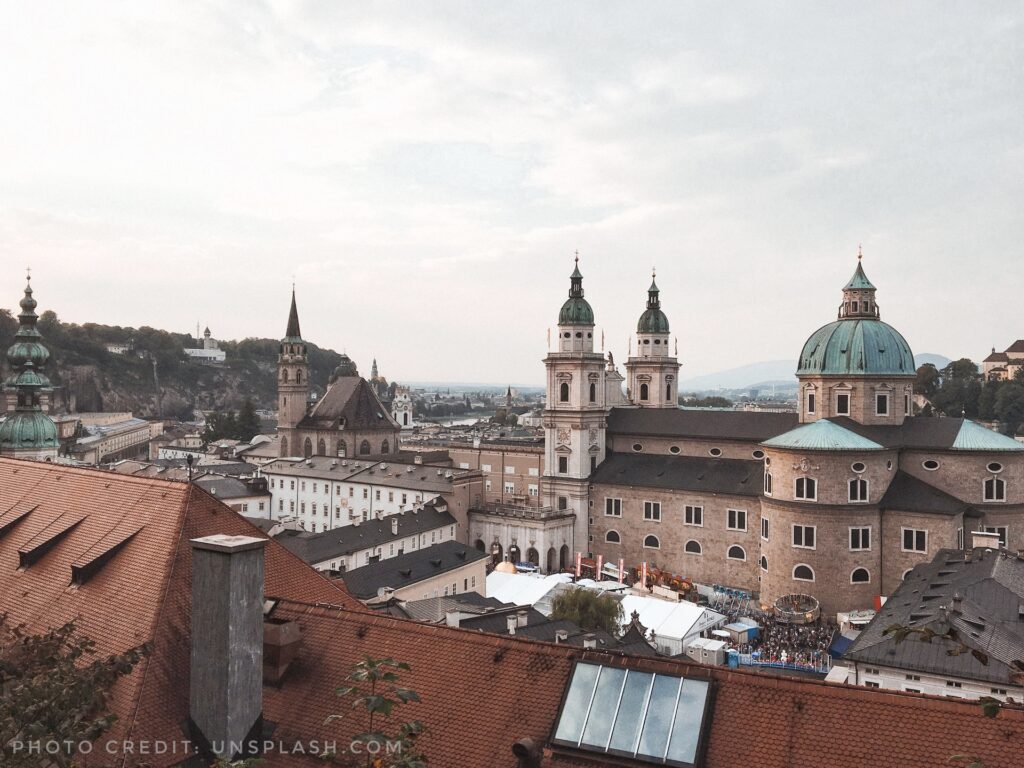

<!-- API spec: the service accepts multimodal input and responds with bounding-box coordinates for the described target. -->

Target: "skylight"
[552,662,710,766]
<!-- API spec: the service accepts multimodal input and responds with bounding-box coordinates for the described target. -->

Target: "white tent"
[486,571,572,606]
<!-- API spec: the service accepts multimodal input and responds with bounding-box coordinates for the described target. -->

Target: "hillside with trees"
[0,309,347,419]
[916,358,1024,436]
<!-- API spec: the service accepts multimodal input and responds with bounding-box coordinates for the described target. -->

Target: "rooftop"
[832,416,1024,452]
[607,407,798,441]
[339,539,489,600]
[763,418,885,451]
[262,454,474,491]
[589,452,761,496]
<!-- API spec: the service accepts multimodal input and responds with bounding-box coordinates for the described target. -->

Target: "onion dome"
[330,354,359,381]
[797,258,914,377]
[636,273,669,334]
[558,256,595,326]
[0,410,58,451]
[6,275,50,371]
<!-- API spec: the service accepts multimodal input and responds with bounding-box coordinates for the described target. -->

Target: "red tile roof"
[3,457,1023,768]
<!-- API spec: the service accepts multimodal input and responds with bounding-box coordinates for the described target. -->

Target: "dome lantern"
[557,253,595,327]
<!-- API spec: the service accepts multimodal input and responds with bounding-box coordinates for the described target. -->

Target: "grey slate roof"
[339,539,489,600]
[194,474,264,500]
[845,548,1024,685]
[299,376,400,431]
[879,471,980,517]
[589,452,761,497]
[832,416,1023,452]
[273,504,457,565]
[396,592,510,623]
[607,407,798,442]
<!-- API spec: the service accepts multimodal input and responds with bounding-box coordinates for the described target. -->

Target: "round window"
[765,456,771,466]
[654,339,661,344]
[669,445,680,454]
[632,443,643,452]
[752,450,765,460]
[709,448,722,457]
[987,462,1003,473]
[575,332,582,338]
[922,460,940,471]
[587,332,592,338]
[851,462,866,473]
[886,460,893,470]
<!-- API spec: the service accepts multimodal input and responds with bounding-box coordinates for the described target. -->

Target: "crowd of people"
[740,614,837,671]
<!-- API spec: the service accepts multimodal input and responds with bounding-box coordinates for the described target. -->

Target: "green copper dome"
[6,277,50,370]
[558,260,595,326]
[797,318,914,377]
[0,411,58,450]
[637,277,669,333]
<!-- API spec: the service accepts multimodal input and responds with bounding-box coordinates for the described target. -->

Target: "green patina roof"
[844,261,876,290]
[559,259,594,326]
[951,420,1024,452]
[637,277,670,334]
[762,419,885,451]
[798,318,914,377]
[0,411,58,449]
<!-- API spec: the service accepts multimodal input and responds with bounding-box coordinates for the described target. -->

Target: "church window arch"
[280,437,288,457]
[560,382,570,402]
[640,383,649,401]
[336,440,346,457]
[317,439,326,456]
[359,440,371,455]
[303,438,312,458]
[381,439,390,454]
[589,383,596,403]
[296,369,302,384]
[605,530,620,543]
[282,369,289,383]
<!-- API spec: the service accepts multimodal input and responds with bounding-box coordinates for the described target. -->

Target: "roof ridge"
[0,456,191,491]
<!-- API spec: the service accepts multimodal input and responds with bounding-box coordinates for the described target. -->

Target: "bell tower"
[625,270,679,407]
[277,288,309,456]
[542,255,607,556]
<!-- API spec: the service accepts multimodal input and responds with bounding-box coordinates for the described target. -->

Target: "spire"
[569,251,584,298]
[371,358,379,379]
[647,267,660,309]
[839,250,879,320]
[6,272,50,377]
[284,287,302,340]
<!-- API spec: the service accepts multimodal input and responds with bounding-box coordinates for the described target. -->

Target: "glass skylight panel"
[553,662,711,766]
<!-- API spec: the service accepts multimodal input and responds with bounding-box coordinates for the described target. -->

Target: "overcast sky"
[1,3,1021,384]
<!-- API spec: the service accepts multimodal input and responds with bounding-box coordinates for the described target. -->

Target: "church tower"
[542,256,607,556]
[626,271,679,407]
[277,288,309,457]
[0,273,58,461]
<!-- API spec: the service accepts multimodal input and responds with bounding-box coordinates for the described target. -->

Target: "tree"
[930,359,982,418]
[915,363,940,397]
[327,656,426,768]
[550,587,624,634]
[236,398,261,441]
[0,617,149,768]
[995,383,1024,437]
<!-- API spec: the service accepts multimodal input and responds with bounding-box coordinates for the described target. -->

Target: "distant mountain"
[680,353,955,393]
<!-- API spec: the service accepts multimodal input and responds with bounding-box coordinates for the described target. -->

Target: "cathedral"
[541,254,1024,614]
[277,290,401,459]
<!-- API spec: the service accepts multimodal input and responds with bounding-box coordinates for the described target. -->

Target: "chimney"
[554,629,569,644]
[445,611,461,628]
[971,530,1001,551]
[189,535,266,759]
[516,610,528,628]
[391,517,399,535]
[507,614,517,635]
[583,634,597,649]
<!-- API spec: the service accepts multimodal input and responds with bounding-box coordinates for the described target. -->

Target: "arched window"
[643,534,660,549]
[474,539,486,552]
[727,545,746,561]
[336,440,346,457]
[589,382,596,403]
[984,477,1006,502]
[359,440,371,455]
[795,477,817,500]
[296,369,302,384]
[640,383,649,401]
[303,438,312,458]
[793,564,815,581]
[381,439,390,454]
[684,540,701,555]
[403,413,409,425]
[317,439,326,456]
[282,369,289,383]
[902,568,913,581]
[760,555,768,571]
[559,382,569,402]
[851,567,870,583]
[280,437,288,457]
[764,472,773,495]
[849,477,868,502]
[527,548,539,565]
[606,530,620,543]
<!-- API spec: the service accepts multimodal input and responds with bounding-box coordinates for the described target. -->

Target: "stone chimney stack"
[190,535,266,759]
[507,614,517,635]
[391,516,399,535]
[971,529,1002,551]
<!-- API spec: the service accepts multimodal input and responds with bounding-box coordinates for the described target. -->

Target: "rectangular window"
[504,466,515,474]
[558,456,568,474]
[504,482,515,494]
[807,392,816,414]
[905,674,921,681]
[605,498,622,517]
[727,509,747,532]
[761,517,769,540]
[764,472,773,495]
[850,527,871,551]
[983,526,1008,548]
[956,527,964,549]
[528,484,538,497]
[558,496,568,511]
[529,467,539,476]
[849,477,869,502]
[643,501,661,522]
[349,487,354,497]
[481,463,492,472]
[459,462,470,469]
[876,393,889,415]
[905,393,911,413]
[590,455,597,473]
[388,491,394,502]
[301,482,306,491]
[485,480,492,491]
[836,393,850,415]
[795,477,817,500]
[865,681,880,689]
[902,528,928,553]
[684,505,703,526]
[792,524,816,549]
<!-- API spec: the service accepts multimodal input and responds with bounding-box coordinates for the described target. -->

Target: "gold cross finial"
[652,266,656,279]
[857,244,863,261]
[574,249,579,265]
[25,266,31,281]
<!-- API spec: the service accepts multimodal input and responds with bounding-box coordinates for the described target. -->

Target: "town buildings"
[182,326,226,364]
[983,340,1024,381]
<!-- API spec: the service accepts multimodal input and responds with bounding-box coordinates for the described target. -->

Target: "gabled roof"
[300,375,400,431]
[589,452,761,496]
[879,471,978,517]
[274,504,457,565]
[607,408,798,441]
[985,351,1010,363]
[339,539,489,600]
[952,419,1024,451]
[1006,340,1024,354]
[846,548,1024,685]
[762,419,884,451]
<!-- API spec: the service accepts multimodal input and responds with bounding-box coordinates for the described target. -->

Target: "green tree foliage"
[915,363,941,397]
[327,656,426,768]
[680,395,733,408]
[550,587,624,634]
[928,359,982,418]
[995,383,1024,437]
[0,616,149,768]
[235,398,261,441]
